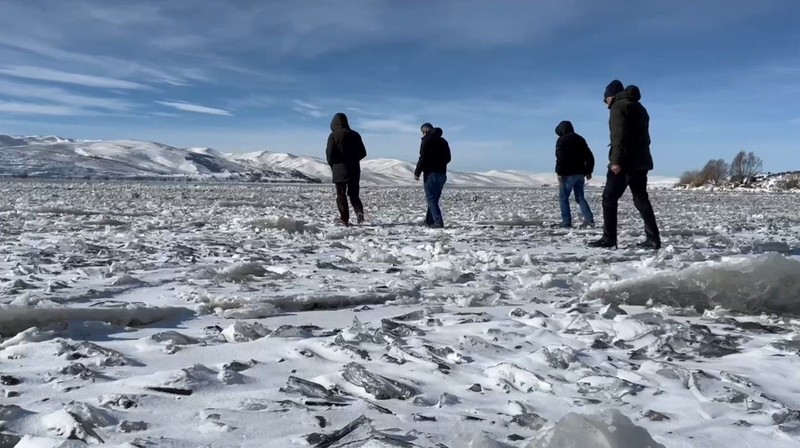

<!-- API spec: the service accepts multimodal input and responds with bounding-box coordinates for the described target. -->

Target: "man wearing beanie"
[414,122,451,228]
[588,80,661,250]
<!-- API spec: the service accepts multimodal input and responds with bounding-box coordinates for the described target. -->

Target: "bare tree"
[700,159,729,185]
[679,170,704,187]
[729,151,763,183]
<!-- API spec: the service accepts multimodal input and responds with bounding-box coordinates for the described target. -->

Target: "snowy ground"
[1,180,799,448]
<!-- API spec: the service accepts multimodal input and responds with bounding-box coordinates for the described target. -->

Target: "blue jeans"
[559,175,594,226]
[424,173,447,226]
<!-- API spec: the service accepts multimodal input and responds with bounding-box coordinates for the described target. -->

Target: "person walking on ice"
[554,120,595,228]
[414,123,451,228]
[326,112,367,226]
[588,80,661,249]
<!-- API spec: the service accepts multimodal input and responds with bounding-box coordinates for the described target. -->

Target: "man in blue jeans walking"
[414,124,451,228]
[555,120,595,228]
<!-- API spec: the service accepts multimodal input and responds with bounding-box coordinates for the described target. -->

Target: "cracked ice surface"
[1,181,800,447]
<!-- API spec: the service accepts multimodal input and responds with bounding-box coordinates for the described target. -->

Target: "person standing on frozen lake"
[554,120,595,228]
[588,80,661,250]
[414,123,451,228]
[326,112,367,226]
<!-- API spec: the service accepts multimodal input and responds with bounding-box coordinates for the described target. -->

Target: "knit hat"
[420,123,434,134]
[604,80,624,100]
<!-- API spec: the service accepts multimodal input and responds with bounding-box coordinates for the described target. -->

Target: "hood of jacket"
[615,85,642,102]
[555,120,575,137]
[330,113,350,131]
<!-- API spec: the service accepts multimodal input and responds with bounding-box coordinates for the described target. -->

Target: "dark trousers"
[335,180,364,223]
[602,169,660,242]
[424,172,447,226]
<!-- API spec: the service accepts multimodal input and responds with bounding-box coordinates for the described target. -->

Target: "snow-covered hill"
[230,151,559,187]
[0,136,312,183]
[0,135,679,187]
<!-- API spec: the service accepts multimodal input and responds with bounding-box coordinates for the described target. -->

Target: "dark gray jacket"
[609,86,653,171]
[326,113,367,183]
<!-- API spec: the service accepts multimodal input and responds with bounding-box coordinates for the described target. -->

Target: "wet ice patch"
[588,253,800,314]
[527,409,666,448]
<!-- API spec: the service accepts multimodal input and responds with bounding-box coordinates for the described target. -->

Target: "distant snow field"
[1,181,799,447]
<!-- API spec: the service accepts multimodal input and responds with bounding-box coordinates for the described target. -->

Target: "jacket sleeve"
[609,104,625,166]
[414,140,427,178]
[357,134,367,161]
[444,141,452,165]
[325,134,335,166]
[555,137,564,175]
[585,140,595,175]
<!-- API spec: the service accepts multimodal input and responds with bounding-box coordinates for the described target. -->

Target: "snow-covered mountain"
[0,135,678,187]
[0,136,313,183]
[230,151,558,187]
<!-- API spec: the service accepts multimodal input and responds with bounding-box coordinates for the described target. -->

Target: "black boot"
[636,239,661,250]
[588,238,617,249]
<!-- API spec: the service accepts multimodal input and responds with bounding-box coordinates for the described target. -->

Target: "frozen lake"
[1,180,799,447]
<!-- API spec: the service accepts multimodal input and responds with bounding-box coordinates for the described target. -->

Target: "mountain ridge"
[0,135,679,187]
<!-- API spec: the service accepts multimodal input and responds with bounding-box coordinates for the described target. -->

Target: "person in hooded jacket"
[414,123,451,228]
[326,112,367,226]
[588,80,661,249]
[554,120,595,228]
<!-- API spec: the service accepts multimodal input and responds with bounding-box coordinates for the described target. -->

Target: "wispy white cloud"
[0,79,133,111]
[293,99,325,118]
[156,101,233,116]
[0,100,86,116]
[359,119,419,134]
[0,66,147,89]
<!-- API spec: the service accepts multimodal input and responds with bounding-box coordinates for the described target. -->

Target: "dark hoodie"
[415,128,451,177]
[326,112,367,183]
[608,85,653,171]
[555,121,594,177]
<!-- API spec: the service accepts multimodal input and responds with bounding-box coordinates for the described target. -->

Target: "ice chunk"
[282,376,334,398]
[341,362,418,400]
[485,363,552,393]
[221,321,270,342]
[600,304,627,319]
[588,253,800,314]
[540,346,581,370]
[150,331,201,346]
[62,401,118,427]
[215,262,267,282]
[306,415,373,447]
[42,409,105,444]
[527,409,666,448]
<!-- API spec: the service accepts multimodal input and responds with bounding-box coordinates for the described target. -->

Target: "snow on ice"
[1,180,799,447]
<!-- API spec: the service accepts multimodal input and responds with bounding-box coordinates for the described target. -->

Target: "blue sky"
[0,0,798,175]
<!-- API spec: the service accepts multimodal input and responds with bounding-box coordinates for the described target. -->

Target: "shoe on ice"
[636,239,661,250]
[588,238,617,249]
[431,223,444,229]
[357,213,365,224]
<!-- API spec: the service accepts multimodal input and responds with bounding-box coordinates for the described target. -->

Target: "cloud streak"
[359,119,420,134]
[0,100,86,116]
[156,101,233,116]
[0,66,147,89]
[0,79,133,112]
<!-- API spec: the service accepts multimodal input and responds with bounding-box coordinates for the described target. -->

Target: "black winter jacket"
[609,86,653,171]
[414,133,451,177]
[555,121,594,176]
[326,113,367,183]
